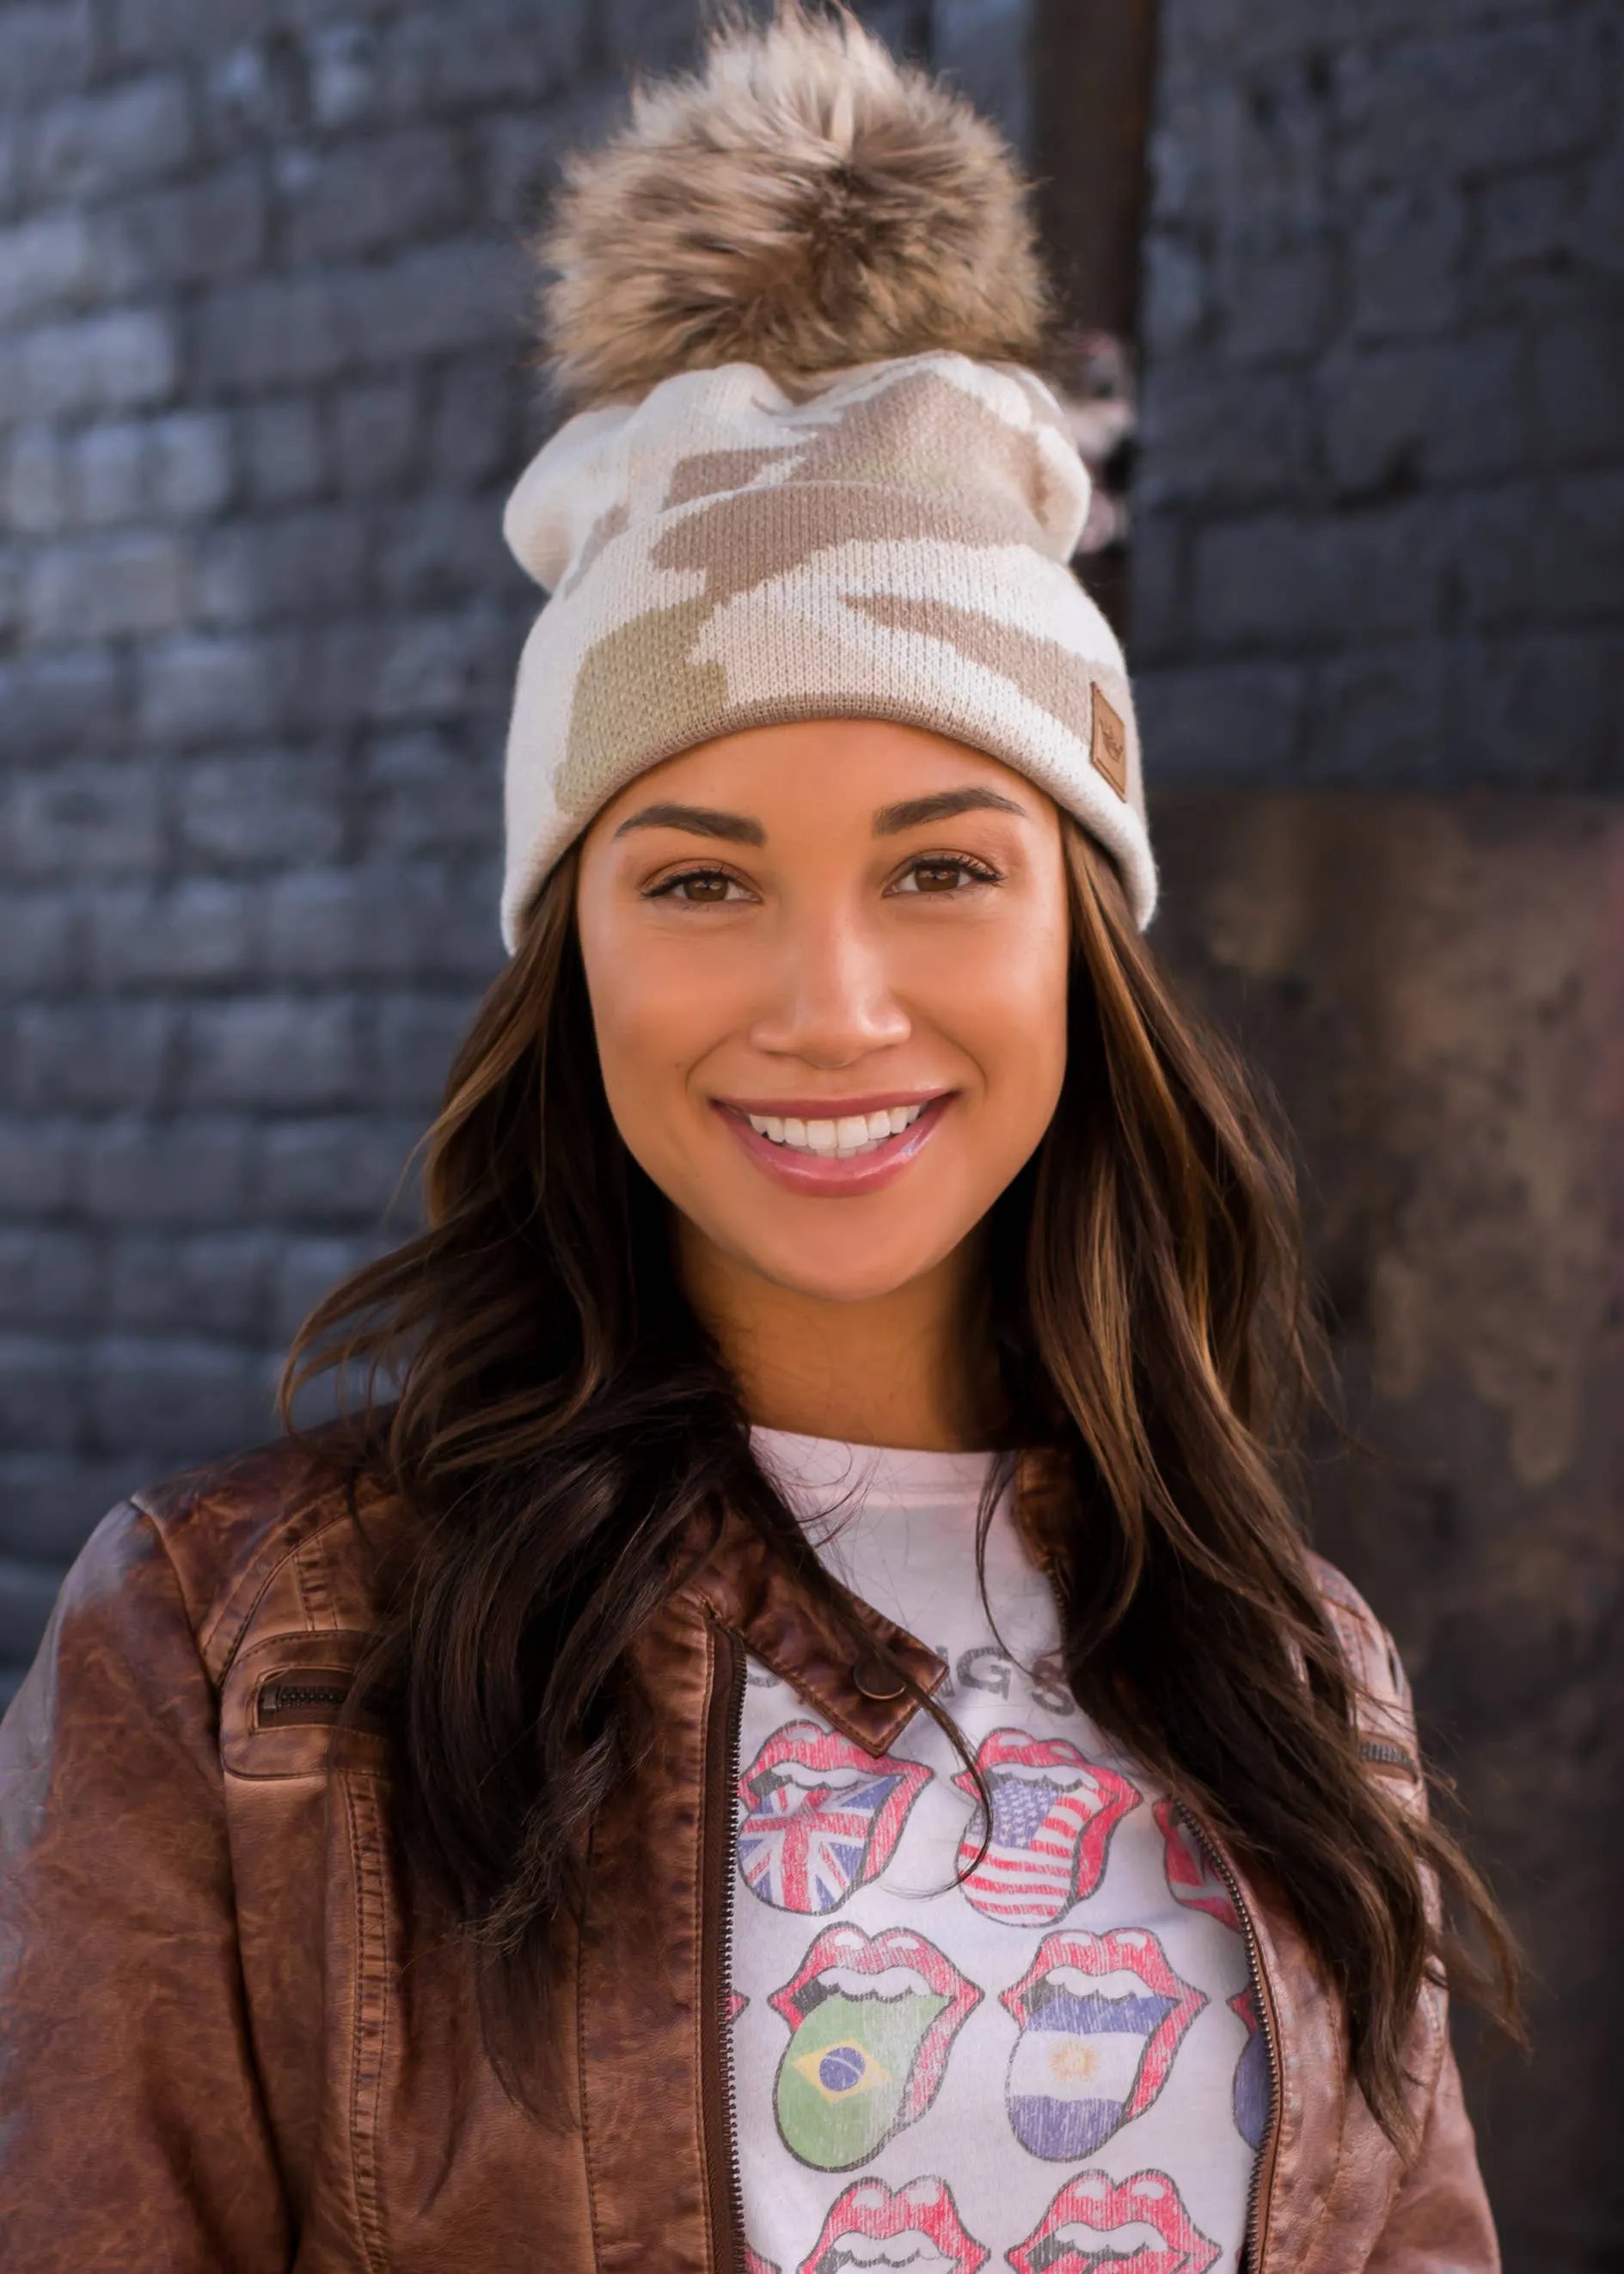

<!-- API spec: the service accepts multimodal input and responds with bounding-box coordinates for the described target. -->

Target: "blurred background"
[0,1,1617,2264]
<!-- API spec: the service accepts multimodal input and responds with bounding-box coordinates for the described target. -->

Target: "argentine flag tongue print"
[1007,1969,1176,2160]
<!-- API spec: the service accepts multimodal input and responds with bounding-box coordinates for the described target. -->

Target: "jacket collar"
[683,1445,1073,1756]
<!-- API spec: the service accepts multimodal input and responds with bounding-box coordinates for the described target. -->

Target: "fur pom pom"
[536,3,1052,407]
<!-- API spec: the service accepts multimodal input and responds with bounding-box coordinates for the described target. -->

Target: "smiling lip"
[799,2176,989,2274]
[716,1091,951,1197]
[1008,2169,1221,2274]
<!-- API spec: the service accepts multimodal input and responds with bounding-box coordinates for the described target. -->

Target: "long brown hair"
[283,825,1517,2136]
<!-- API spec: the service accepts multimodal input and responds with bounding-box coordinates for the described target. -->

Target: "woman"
[0,12,1515,2271]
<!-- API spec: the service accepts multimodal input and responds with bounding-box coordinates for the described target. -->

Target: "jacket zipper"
[701,1620,748,2273]
[1177,1804,1282,2274]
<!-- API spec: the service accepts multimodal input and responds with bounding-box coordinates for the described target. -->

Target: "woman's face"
[574,720,1070,1306]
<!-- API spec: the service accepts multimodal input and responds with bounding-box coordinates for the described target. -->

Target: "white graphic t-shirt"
[729,1431,1265,2274]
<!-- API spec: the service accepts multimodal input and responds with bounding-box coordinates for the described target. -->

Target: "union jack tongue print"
[953,1731,1140,1926]
[1008,2168,1221,2274]
[798,2176,989,2274]
[738,1719,934,1915]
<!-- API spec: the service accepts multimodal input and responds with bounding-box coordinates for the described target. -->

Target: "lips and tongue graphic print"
[799,2176,989,2274]
[1008,2170,1220,2274]
[953,1731,1141,1926]
[1002,1928,1206,2161]
[771,1924,981,2170]
[738,1720,933,1915]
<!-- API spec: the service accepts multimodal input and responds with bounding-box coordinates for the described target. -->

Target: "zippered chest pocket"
[221,1630,386,1779]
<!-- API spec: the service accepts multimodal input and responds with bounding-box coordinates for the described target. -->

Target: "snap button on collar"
[851,1650,905,1701]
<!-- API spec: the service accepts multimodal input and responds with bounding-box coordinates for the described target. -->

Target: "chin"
[736,1227,958,1307]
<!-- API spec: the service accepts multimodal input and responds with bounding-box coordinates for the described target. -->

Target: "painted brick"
[0,1456,135,1565]
[89,880,257,990]
[29,75,195,205]
[334,378,422,495]
[24,530,192,644]
[136,631,283,744]
[259,865,500,984]
[243,397,328,505]
[271,1232,388,1342]
[0,1117,79,1217]
[0,3,95,102]
[276,127,469,263]
[180,996,365,1111]
[0,1554,68,1662]
[194,507,370,628]
[0,1229,99,1327]
[0,888,82,993]
[1137,661,1308,784]
[0,211,96,325]
[104,1229,278,1335]
[0,757,162,880]
[254,1113,426,1224]
[371,992,482,1111]
[83,1335,279,1462]
[175,750,346,870]
[2,423,71,534]
[15,1003,175,1114]
[0,308,178,420]
[80,1117,254,1226]
[0,644,126,766]
[1192,506,1439,649]
[101,162,268,291]
[1320,334,1533,497]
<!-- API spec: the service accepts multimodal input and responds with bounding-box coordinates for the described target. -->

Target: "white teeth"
[742,1101,932,1156]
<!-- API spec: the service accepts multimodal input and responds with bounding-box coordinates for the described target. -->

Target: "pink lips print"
[1008,2168,1221,2274]
[798,2176,989,2274]
[770,1924,982,2170]
[738,1719,933,1914]
[1152,1799,1241,1934]
[1001,1927,1206,2161]
[953,1731,1141,1925]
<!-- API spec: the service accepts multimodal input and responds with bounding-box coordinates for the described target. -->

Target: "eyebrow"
[612,801,766,845]
[872,788,1029,835]
[611,784,1030,848]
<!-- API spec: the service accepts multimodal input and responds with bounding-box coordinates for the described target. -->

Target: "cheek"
[575,898,738,1158]
[916,910,1070,1124]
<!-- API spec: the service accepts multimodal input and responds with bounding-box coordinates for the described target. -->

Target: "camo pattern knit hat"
[499,5,1154,949]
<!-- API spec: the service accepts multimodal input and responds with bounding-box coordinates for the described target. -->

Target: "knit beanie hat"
[499,5,1154,950]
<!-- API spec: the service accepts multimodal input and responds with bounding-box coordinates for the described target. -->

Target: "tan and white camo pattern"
[499,352,1155,948]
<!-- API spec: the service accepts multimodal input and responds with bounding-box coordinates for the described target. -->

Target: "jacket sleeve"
[0,1499,291,2273]
[1316,1576,1501,2274]
[1367,2038,1500,2274]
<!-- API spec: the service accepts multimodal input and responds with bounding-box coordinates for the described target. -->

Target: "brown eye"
[910,862,965,892]
[647,867,747,904]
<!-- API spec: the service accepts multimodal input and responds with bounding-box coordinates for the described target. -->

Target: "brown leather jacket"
[0,1433,1497,2273]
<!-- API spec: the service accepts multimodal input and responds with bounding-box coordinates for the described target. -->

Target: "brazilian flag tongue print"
[771,1927,979,2172]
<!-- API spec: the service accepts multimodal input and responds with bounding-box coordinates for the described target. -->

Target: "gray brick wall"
[1133,0,1623,788]
[0,0,1028,1699]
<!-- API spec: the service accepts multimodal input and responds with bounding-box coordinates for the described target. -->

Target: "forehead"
[593,718,1045,837]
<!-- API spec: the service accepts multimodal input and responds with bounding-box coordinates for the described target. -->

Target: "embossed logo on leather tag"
[1090,684,1129,797]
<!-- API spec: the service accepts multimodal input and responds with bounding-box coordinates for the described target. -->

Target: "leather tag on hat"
[1090,683,1129,797]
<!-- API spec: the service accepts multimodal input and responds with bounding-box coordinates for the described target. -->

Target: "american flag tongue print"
[954,1732,1141,1927]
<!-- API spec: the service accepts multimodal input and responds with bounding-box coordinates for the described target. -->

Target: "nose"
[747,903,910,1069]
